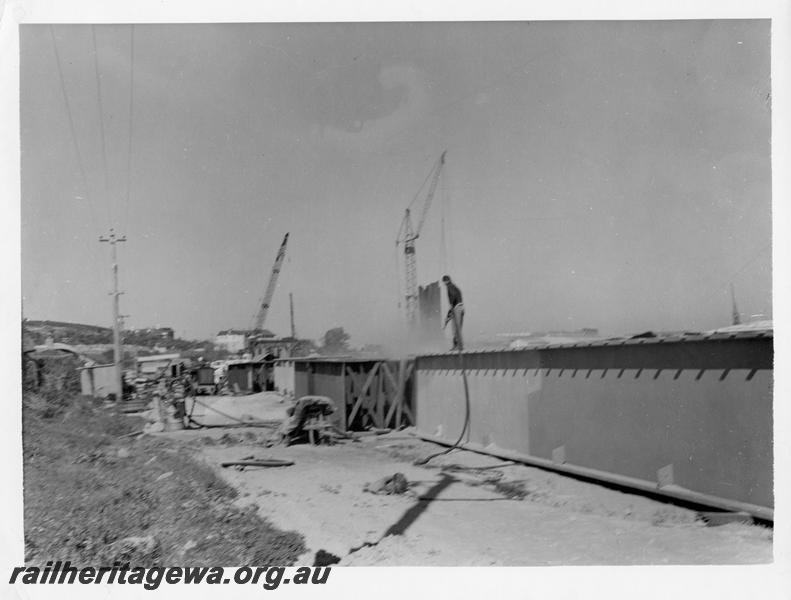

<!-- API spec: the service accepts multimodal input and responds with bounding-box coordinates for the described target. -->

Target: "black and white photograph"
[2,1,789,597]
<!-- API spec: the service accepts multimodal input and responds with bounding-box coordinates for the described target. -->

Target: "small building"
[225,358,269,393]
[273,358,296,398]
[187,364,217,394]
[248,334,297,362]
[215,329,257,353]
[136,353,189,378]
[131,326,174,340]
[77,363,117,398]
[290,357,415,432]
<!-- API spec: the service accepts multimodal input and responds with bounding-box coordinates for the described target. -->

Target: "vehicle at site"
[188,364,218,395]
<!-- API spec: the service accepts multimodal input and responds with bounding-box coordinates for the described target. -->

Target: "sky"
[19,20,772,346]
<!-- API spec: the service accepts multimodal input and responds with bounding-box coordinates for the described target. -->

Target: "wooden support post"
[396,359,406,428]
[381,362,398,393]
[386,359,405,428]
[375,369,384,428]
[399,360,414,426]
[376,363,388,429]
[346,363,380,426]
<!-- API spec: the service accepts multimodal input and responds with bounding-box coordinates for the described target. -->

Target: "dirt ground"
[162,393,773,566]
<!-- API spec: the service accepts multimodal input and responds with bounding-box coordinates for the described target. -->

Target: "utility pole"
[100,229,127,403]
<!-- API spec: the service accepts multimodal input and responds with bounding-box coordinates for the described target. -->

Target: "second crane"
[396,150,447,327]
[252,232,289,332]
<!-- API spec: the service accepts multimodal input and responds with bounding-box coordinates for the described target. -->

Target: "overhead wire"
[122,24,136,236]
[90,25,113,227]
[49,24,108,290]
[439,177,447,277]
[49,25,103,234]
[444,160,455,277]
[693,242,772,323]
[729,242,772,282]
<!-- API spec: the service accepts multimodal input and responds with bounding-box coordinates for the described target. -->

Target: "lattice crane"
[253,232,289,331]
[396,151,447,327]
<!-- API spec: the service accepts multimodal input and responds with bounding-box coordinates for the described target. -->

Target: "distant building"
[136,353,189,378]
[77,363,116,398]
[248,334,296,361]
[214,329,251,353]
[133,326,175,340]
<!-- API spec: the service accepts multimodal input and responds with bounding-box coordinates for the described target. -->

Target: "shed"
[292,357,415,432]
[77,363,116,398]
[225,359,269,394]
[136,354,189,378]
[274,358,296,398]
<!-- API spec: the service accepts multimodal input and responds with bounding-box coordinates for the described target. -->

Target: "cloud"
[305,63,430,149]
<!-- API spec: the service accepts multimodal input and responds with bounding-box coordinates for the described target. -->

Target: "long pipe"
[412,431,773,522]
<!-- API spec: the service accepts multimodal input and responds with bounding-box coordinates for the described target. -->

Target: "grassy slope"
[23,394,305,566]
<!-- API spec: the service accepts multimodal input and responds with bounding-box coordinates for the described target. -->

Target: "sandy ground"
[160,393,772,566]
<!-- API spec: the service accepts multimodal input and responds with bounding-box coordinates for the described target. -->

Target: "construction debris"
[275,395,337,446]
[221,456,295,470]
[363,473,409,495]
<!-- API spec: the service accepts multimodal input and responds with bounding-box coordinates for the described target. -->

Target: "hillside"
[22,319,216,357]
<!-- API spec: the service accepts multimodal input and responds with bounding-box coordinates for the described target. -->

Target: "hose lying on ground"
[221,459,295,468]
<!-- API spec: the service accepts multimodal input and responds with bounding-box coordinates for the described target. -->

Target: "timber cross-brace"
[345,360,414,430]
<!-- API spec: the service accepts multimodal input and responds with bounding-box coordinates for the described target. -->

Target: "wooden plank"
[386,359,406,427]
[381,362,398,394]
[402,360,415,381]
[346,365,358,394]
[377,368,386,427]
[380,361,398,428]
[400,360,415,426]
[346,362,380,426]
[401,400,414,425]
[338,363,347,432]
[345,366,364,394]
[369,370,378,428]
[345,365,372,424]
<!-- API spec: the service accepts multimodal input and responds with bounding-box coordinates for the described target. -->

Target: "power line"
[729,242,771,282]
[697,242,772,316]
[91,25,113,226]
[49,25,104,232]
[123,24,136,234]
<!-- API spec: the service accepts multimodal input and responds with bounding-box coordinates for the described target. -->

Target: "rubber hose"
[413,309,471,466]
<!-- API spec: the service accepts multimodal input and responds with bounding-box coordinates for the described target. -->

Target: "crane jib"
[253,232,290,331]
[395,150,447,326]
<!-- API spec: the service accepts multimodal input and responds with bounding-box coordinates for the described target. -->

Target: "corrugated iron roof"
[417,328,773,357]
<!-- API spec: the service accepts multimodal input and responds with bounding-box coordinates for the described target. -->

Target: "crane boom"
[414,150,446,239]
[397,151,447,326]
[253,232,289,331]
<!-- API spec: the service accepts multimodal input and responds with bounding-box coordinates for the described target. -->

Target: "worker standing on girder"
[442,275,464,351]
